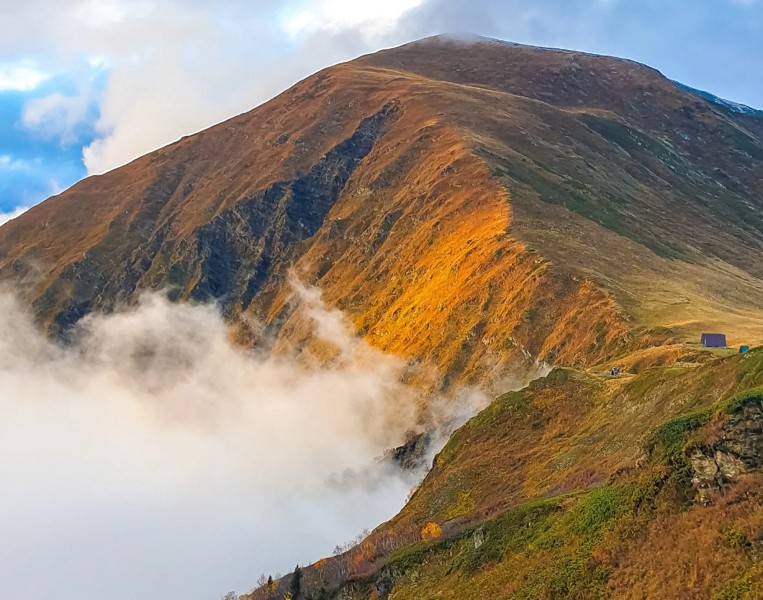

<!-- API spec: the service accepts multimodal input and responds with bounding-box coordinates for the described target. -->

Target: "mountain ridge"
[676,81,763,118]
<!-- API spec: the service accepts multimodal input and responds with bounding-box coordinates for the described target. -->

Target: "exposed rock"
[473,527,486,549]
[388,432,431,472]
[691,399,763,504]
[374,576,393,600]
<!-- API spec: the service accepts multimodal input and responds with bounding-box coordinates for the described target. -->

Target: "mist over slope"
[0,283,489,600]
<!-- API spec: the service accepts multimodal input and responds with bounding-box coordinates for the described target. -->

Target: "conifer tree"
[289,565,303,599]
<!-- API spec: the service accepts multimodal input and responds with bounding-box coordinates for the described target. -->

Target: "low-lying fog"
[0,284,489,600]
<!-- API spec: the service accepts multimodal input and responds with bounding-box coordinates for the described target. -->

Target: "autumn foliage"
[420,522,442,542]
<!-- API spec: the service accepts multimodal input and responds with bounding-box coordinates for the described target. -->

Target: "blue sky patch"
[0,73,102,214]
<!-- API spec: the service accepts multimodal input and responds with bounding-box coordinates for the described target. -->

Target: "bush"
[722,527,751,550]
[723,387,763,415]
[713,579,753,600]
[571,486,627,534]
[420,522,442,542]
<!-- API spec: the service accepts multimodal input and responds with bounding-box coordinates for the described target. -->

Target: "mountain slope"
[249,351,763,600]
[1,36,762,384]
[677,82,763,118]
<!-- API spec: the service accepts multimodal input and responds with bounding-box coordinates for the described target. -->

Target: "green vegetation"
[453,496,562,574]
[245,350,763,600]
[288,565,302,599]
[493,154,681,259]
[721,527,752,550]
[382,484,642,599]
[723,386,763,414]
[328,351,763,600]
[721,122,763,161]
[713,579,753,600]
[570,487,629,535]
[646,412,710,463]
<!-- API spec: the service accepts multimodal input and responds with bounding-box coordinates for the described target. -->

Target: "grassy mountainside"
[2,35,763,599]
[360,37,763,344]
[250,349,763,599]
[1,36,762,385]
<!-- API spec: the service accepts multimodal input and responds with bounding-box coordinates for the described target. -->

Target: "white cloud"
[0,0,428,175]
[0,154,33,171]
[0,284,488,599]
[0,61,51,91]
[73,0,153,28]
[283,0,424,38]
[0,205,30,226]
[21,91,93,144]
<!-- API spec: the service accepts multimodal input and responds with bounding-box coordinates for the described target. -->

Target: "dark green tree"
[289,565,303,599]
[315,586,330,600]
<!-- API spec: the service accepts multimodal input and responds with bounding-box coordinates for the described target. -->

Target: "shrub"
[571,486,627,534]
[421,522,442,542]
[723,387,763,415]
[288,565,302,599]
[722,527,751,550]
[713,579,753,600]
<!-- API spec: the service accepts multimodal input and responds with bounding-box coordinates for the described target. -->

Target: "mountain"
[2,35,763,385]
[3,34,763,598]
[677,82,763,118]
[251,353,763,599]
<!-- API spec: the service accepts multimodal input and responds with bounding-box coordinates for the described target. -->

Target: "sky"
[0,0,761,223]
[0,0,763,223]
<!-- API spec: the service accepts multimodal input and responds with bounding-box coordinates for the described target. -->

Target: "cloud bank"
[0,285,488,600]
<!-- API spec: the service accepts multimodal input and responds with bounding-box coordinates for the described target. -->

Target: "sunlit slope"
[360,37,763,345]
[1,36,762,382]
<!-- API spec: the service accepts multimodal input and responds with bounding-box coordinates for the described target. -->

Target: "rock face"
[691,397,763,503]
[388,432,431,472]
[149,102,398,312]
[1,36,763,380]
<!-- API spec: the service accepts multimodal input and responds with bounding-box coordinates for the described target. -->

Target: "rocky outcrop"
[387,432,431,472]
[691,396,763,504]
